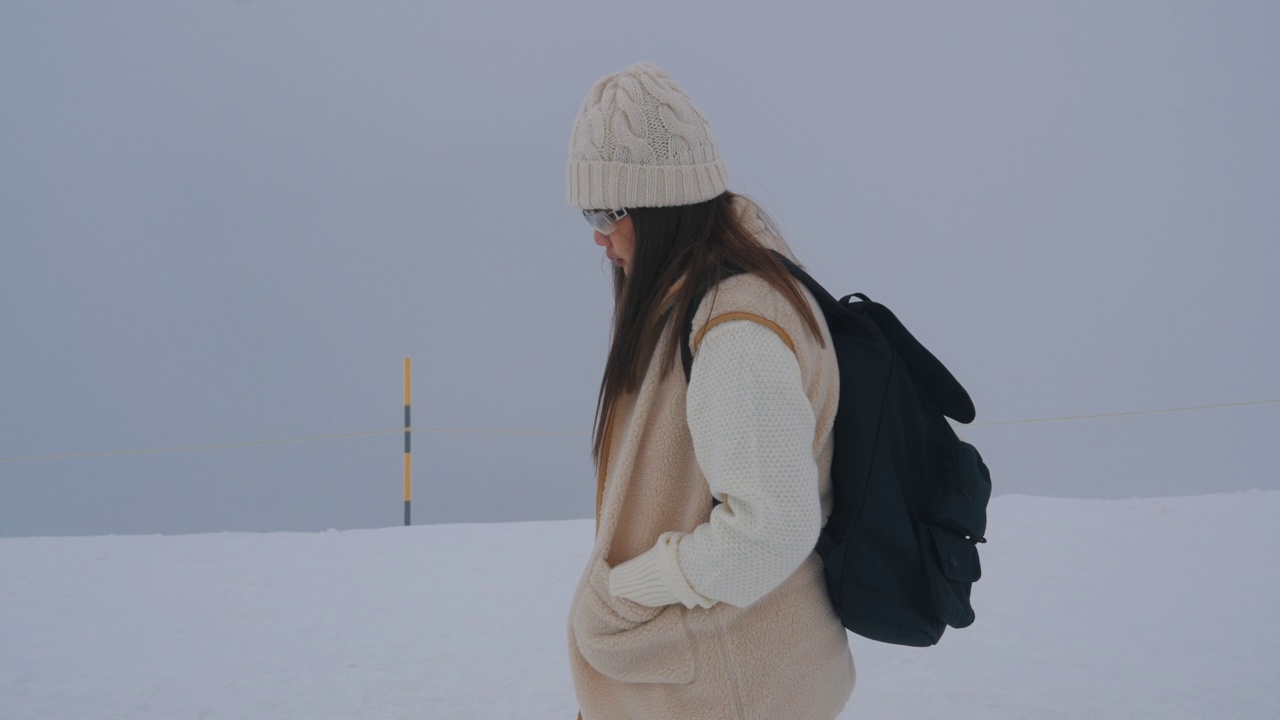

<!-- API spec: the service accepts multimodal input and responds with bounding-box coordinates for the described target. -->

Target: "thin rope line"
[968,398,1280,427]
[2,398,1276,464]
[410,427,591,438]
[0,427,591,464]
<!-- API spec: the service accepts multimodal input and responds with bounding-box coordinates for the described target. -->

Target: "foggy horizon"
[2,1,1276,537]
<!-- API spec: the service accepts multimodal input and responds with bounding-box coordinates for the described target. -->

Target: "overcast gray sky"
[2,1,1276,537]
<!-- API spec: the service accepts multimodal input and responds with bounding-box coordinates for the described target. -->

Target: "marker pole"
[404,357,412,526]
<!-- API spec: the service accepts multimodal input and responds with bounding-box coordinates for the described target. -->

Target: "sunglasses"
[582,208,628,235]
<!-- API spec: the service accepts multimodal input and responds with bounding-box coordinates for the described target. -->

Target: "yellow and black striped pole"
[404,357,412,526]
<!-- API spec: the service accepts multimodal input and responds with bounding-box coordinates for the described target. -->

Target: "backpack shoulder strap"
[771,253,843,313]
[694,312,796,356]
[680,252,812,383]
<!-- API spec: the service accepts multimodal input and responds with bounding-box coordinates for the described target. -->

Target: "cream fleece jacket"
[568,196,853,719]
[608,320,821,609]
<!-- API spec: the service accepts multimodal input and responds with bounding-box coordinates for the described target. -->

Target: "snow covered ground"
[3,492,1277,719]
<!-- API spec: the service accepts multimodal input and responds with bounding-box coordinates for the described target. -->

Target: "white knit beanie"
[567,62,729,210]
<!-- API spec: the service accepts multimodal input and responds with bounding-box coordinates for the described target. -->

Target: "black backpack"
[680,254,992,647]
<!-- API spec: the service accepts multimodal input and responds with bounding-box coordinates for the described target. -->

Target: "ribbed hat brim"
[567,158,729,210]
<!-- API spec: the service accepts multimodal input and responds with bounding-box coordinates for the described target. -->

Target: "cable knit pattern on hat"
[567,62,728,209]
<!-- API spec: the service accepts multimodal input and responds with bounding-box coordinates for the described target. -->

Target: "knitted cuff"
[608,532,717,610]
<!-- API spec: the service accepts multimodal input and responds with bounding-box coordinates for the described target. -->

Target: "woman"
[566,62,855,720]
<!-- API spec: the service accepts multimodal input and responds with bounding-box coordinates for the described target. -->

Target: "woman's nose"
[593,231,609,247]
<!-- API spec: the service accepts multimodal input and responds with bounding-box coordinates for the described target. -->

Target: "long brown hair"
[591,191,824,463]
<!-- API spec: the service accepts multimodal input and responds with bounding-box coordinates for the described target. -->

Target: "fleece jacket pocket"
[572,556,696,684]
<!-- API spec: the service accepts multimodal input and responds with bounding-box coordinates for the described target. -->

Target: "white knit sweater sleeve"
[608,319,822,610]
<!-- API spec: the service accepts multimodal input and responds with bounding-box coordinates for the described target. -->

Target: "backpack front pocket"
[572,556,697,684]
[917,520,981,629]
[916,437,990,629]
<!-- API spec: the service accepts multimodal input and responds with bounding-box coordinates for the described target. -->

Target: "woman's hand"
[608,532,717,609]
